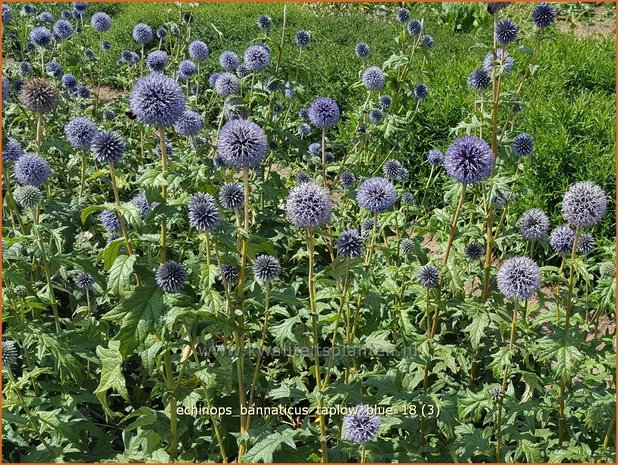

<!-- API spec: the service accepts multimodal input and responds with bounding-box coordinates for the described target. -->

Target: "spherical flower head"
[236,63,251,78]
[519,208,549,242]
[214,72,240,98]
[362,66,385,92]
[99,209,121,232]
[253,254,280,282]
[174,109,203,137]
[77,86,91,99]
[339,171,356,189]
[550,226,575,255]
[308,96,340,129]
[14,185,42,208]
[65,117,97,150]
[487,2,511,14]
[369,108,383,124]
[133,23,153,44]
[414,83,429,100]
[3,138,24,162]
[600,262,616,277]
[298,123,311,137]
[426,149,443,166]
[361,218,379,236]
[489,386,504,402]
[179,60,197,76]
[12,79,23,95]
[84,49,96,60]
[561,181,607,228]
[219,183,244,210]
[156,261,187,293]
[19,78,59,114]
[465,242,485,260]
[343,404,380,444]
[91,131,125,164]
[23,5,37,15]
[2,77,9,102]
[244,45,270,72]
[217,119,268,169]
[31,26,53,46]
[91,12,112,32]
[146,50,169,72]
[131,193,153,218]
[19,62,33,78]
[130,73,186,127]
[188,40,209,61]
[420,34,434,49]
[577,234,595,255]
[407,19,423,36]
[299,108,310,121]
[396,7,410,24]
[378,95,392,110]
[497,256,540,300]
[73,2,88,12]
[400,192,414,205]
[295,30,311,48]
[156,27,167,39]
[356,177,397,213]
[60,9,72,19]
[286,182,333,229]
[219,264,239,287]
[383,159,405,181]
[512,132,533,157]
[444,135,494,185]
[468,68,491,92]
[38,11,53,23]
[219,51,240,71]
[208,72,221,89]
[2,340,19,367]
[74,272,95,290]
[532,3,557,28]
[337,229,364,258]
[355,42,370,59]
[400,238,416,256]
[2,5,13,24]
[101,39,111,51]
[102,109,115,121]
[418,264,440,288]
[223,96,247,121]
[296,171,311,184]
[483,48,514,74]
[495,18,518,45]
[257,14,273,31]
[188,193,220,231]
[45,60,62,77]
[14,154,51,186]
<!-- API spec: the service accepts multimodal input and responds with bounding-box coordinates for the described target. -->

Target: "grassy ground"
[59,2,618,239]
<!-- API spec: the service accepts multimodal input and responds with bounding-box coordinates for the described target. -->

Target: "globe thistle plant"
[414,83,429,100]
[339,171,356,189]
[244,45,270,72]
[368,108,383,124]
[74,272,95,290]
[495,18,518,45]
[130,73,186,127]
[133,23,153,44]
[156,261,187,293]
[19,78,59,114]
[561,181,607,228]
[286,182,332,229]
[257,14,273,31]
[188,40,209,61]
[420,34,434,49]
[91,131,125,164]
[219,51,240,71]
[252,255,280,282]
[295,172,311,184]
[599,262,616,277]
[219,183,244,210]
[395,7,410,24]
[426,149,443,166]
[174,109,203,137]
[188,193,220,231]
[362,66,385,92]
[214,72,240,97]
[407,19,423,36]
[217,119,268,169]
[91,12,112,32]
[308,97,340,129]
[99,209,121,232]
[577,234,595,255]
[65,117,97,150]
[14,185,42,209]
[357,177,397,213]
[418,264,440,288]
[519,208,550,242]
[444,136,494,185]
[14,154,51,186]
[512,133,534,157]
[550,226,575,255]
[483,48,514,74]
[343,405,381,444]
[294,30,311,48]
[3,138,24,162]
[465,242,485,261]
[532,3,557,29]
[497,256,541,300]
[146,50,169,72]
[179,60,197,77]
[337,229,364,258]
[400,238,416,257]
[468,68,491,91]
[131,193,153,219]
[355,42,370,59]
[31,26,52,46]
[2,340,19,367]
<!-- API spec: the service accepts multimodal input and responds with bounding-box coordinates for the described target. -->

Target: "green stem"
[158,126,168,263]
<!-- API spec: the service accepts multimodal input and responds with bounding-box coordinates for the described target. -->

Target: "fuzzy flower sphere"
[286,182,332,229]
[414,83,429,100]
[600,262,616,277]
[217,119,268,169]
[337,229,364,258]
[188,40,209,61]
[444,136,494,185]
[379,95,393,110]
[39,11,53,22]
[253,255,280,282]
[91,131,125,164]
[133,23,153,44]
[512,133,534,157]
[2,77,9,101]
[487,2,512,14]
[179,60,197,76]
[131,194,153,218]
[220,264,239,286]
[65,117,97,150]
[532,3,557,28]
[296,171,311,184]
[244,45,270,72]
[465,242,485,260]
[421,34,434,48]
[3,138,24,162]
[2,5,13,24]
[400,238,416,256]
[497,256,541,300]
[396,7,410,24]
[356,177,397,213]
[468,68,491,91]
[130,73,186,127]
[19,78,59,114]
[214,72,240,97]
[74,272,95,290]
[561,181,607,228]
[369,108,384,124]
[483,48,514,73]
[14,154,51,186]
[219,51,240,71]
[257,14,273,31]
[14,185,42,208]
[577,234,595,255]
[99,210,121,232]
[219,183,244,210]
[400,192,415,205]
[426,149,443,166]
[340,171,356,189]
[295,30,311,47]
[91,12,112,32]
[46,60,62,77]
[418,264,440,288]
[174,109,203,137]
[407,19,423,36]
[2,340,19,367]
[383,159,406,181]
[308,97,340,129]
[31,26,53,46]
[146,50,169,72]
[362,66,385,91]
[188,193,220,231]
[550,226,575,255]
[355,42,370,59]
[495,18,518,45]
[519,208,550,242]
[343,405,381,444]
[156,262,187,293]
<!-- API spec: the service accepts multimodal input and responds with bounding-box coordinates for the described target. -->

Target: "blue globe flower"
[308,96,340,129]
[91,12,112,32]
[295,171,311,184]
[487,2,512,14]
[65,117,97,150]
[45,60,62,77]
[19,78,59,113]
[532,3,557,28]
[156,27,167,39]
[483,48,514,74]
[519,208,549,242]
[77,86,91,99]
[427,149,443,166]
[2,5,13,24]
[131,193,153,218]
[38,12,53,23]
[298,123,311,137]
[174,109,203,137]
[146,50,168,72]
[407,19,422,36]
[495,18,518,45]
[3,137,23,162]
[252,255,280,282]
[101,40,111,50]
[465,242,485,260]
[294,30,311,47]
[31,26,52,46]
[130,73,186,127]
[133,23,153,44]
[420,34,434,48]
[218,183,244,210]
[286,182,332,228]
[512,132,533,157]
[577,234,595,255]
[179,59,197,76]
[257,14,273,31]
[73,2,88,12]
[308,142,321,156]
[214,72,240,97]
[14,154,51,186]
[188,40,209,61]
[444,136,494,185]
[356,177,397,213]
[74,272,95,290]
[343,405,381,444]
[561,181,607,228]
[91,131,125,163]
[468,68,491,91]
[208,72,221,88]
[396,7,410,24]
[369,108,383,124]
[497,256,540,300]
[337,229,364,258]
[244,45,270,72]
[156,261,187,293]
[217,119,268,168]
[550,226,575,255]
[219,51,240,71]
[339,171,356,189]
[418,264,440,288]
[362,66,385,91]
[19,62,33,77]
[378,95,392,109]
[414,83,429,100]
[355,42,370,59]
[188,192,220,231]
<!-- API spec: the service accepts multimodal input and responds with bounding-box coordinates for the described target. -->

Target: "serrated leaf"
[94,340,129,419]
[107,254,136,297]
[243,428,298,463]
